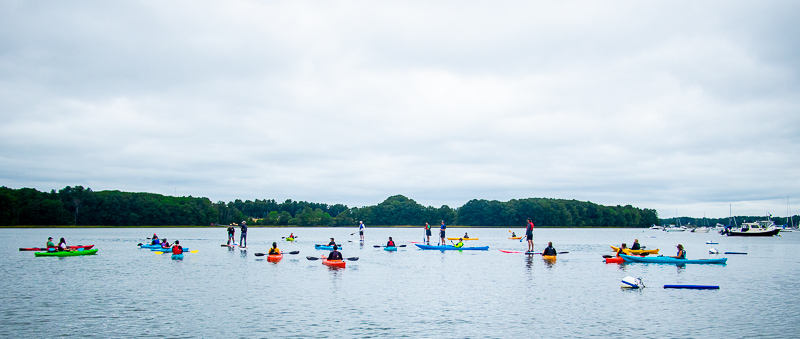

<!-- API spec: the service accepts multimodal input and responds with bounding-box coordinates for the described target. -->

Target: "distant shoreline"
[0,225,634,229]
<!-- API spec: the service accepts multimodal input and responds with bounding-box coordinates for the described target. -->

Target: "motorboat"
[723,220,780,237]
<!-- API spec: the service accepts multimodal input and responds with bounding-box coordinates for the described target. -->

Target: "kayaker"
[386,237,396,247]
[161,239,170,248]
[46,237,56,252]
[57,237,69,251]
[631,239,641,250]
[526,218,535,252]
[328,238,336,246]
[151,234,160,245]
[288,233,296,240]
[439,220,447,245]
[454,238,464,248]
[424,222,431,243]
[670,244,686,259]
[359,221,365,241]
[464,232,469,238]
[171,240,183,255]
[268,242,281,255]
[328,245,343,260]
[511,232,517,238]
[542,242,557,256]
[239,221,248,248]
[227,225,235,245]
[615,243,628,257]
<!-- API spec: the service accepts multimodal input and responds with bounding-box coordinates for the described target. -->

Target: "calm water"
[1,227,799,338]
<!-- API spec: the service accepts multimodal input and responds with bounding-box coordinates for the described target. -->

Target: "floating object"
[322,259,346,268]
[35,249,98,257]
[20,245,94,251]
[314,244,343,251]
[499,249,523,253]
[508,236,522,240]
[620,254,727,264]
[664,285,719,290]
[286,238,295,242]
[606,256,625,264]
[171,253,184,260]
[384,246,397,252]
[415,244,489,250]
[611,246,659,255]
[267,253,283,263]
[709,248,719,254]
[724,252,747,255]
[542,255,556,261]
[706,241,719,244]
[621,276,645,289]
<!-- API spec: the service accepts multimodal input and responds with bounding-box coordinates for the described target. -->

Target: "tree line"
[0,186,659,227]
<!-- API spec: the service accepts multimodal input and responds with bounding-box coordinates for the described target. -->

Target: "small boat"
[446,237,479,241]
[691,227,710,233]
[322,259,346,268]
[171,253,184,260]
[139,244,166,249]
[663,226,687,232]
[267,253,283,263]
[415,244,489,250]
[384,246,397,252]
[35,249,99,257]
[542,255,556,261]
[724,220,780,236]
[286,237,296,241]
[508,236,522,240]
[620,254,727,265]
[314,244,343,250]
[649,225,663,230]
[499,249,523,253]
[605,256,625,264]
[20,245,94,251]
[610,246,659,256]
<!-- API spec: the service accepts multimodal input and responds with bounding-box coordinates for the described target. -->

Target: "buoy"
[706,241,718,244]
[709,248,718,254]
[664,285,719,290]
[621,276,645,289]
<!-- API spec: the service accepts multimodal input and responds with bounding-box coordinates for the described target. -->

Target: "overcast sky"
[1,1,798,219]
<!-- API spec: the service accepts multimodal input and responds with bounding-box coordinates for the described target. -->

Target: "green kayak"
[35,249,99,257]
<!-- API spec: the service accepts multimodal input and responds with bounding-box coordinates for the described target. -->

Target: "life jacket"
[454,242,464,248]
[387,241,395,247]
[329,251,342,260]
[543,246,557,256]
[172,246,183,254]
[269,247,280,255]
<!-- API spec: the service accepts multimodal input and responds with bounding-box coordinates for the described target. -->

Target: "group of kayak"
[140,234,185,259]
[605,239,727,264]
[23,237,98,257]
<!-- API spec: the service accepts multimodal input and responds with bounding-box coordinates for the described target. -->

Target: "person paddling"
[328,245,343,260]
[161,239,170,248]
[327,238,336,246]
[171,240,183,255]
[670,244,686,259]
[288,233,296,240]
[439,220,447,245]
[57,237,69,251]
[631,239,641,250]
[526,218,535,252]
[424,222,431,244]
[268,242,281,255]
[454,238,464,248]
[386,237,396,247]
[226,225,235,245]
[46,237,56,252]
[542,242,557,256]
[151,234,160,245]
[615,243,628,257]
[239,221,248,248]
[359,221,365,242]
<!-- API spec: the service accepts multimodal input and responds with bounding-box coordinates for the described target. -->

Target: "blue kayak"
[139,244,164,249]
[315,244,343,250]
[150,247,188,252]
[415,244,489,251]
[620,254,727,264]
[384,246,397,252]
[171,254,184,260]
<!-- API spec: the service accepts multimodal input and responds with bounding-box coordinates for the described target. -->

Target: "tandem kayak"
[611,246,659,256]
[620,254,727,265]
[446,237,479,241]
[20,245,94,251]
[267,253,283,263]
[315,244,343,250]
[384,246,397,252]
[35,249,99,257]
[322,259,346,268]
[415,244,489,250]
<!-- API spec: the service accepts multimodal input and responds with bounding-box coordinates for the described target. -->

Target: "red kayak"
[19,245,94,251]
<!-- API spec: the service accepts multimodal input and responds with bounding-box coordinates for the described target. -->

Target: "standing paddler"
[424,222,431,244]
[526,218,535,253]
[439,220,446,245]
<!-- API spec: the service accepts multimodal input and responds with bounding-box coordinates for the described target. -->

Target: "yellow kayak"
[610,246,659,255]
[509,236,522,240]
[447,237,479,241]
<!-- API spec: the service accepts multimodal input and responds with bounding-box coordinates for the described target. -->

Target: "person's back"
[269,242,280,255]
[631,240,641,250]
[543,244,557,256]
[172,241,183,254]
[328,245,342,260]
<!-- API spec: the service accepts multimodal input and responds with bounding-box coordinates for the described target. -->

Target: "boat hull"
[610,246,659,255]
[384,246,397,252]
[314,244,343,250]
[415,244,489,250]
[267,254,283,262]
[20,245,94,251]
[322,259,346,268]
[446,237,479,241]
[620,254,727,264]
[35,249,99,257]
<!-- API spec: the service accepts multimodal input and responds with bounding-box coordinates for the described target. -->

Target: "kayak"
[267,253,283,262]
[140,244,166,249]
[315,244,343,250]
[446,237,479,241]
[542,255,557,261]
[20,245,94,251]
[35,249,99,257]
[508,237,522,240]
[415,244,489,250]
[171,253,184,260]
[151,247,189,252]
[605,256,625,264]
[322,259,346,268]
[620,254,727,265]
[286,238,295,242]
[499,249,523,253]
[384,246,397,252]
[611,246,659,256]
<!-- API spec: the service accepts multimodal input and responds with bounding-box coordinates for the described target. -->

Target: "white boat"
[724,220,780,237]
[649,225,663,230]
[691,227,710,233]
[664,226,687,232]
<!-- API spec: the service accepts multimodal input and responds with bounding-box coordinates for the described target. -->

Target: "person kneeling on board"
[542,242,557,256]
[328,245,343,260]
[386,237,396,247]
[172,240,183,255]
[268,242,281,255]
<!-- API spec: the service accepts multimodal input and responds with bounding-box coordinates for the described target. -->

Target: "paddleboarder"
[239,221,247,248]
[526,218,535,252]
[439,220,447,245]
[226,225,235,245]
[424,222,431,243]
[542,242,557,256]
[359,221,365,241]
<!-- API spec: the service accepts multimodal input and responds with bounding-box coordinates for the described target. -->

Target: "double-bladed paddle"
[306,256,359,261]
[254,251,300,256]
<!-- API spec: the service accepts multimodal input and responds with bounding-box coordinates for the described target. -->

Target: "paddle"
[155,250,198,254]
[529,251,569,255]
[373,245,406,248]
[306,256,359,261]
[254,251,300,256]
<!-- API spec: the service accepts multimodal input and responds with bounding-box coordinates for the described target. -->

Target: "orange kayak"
[322,259,346,268]
[267,253,283,263]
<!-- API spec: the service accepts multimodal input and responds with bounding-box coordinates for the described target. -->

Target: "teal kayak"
[384,246,397,252]
[171,253,184,260]
[415,244,489,250]
[620,254,727,264]
[315,244,343,250]
[35,249,98,257]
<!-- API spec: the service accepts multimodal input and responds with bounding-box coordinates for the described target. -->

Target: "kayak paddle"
[155,250,198,255]
[254,251,300,256]
[306,256,359,261]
